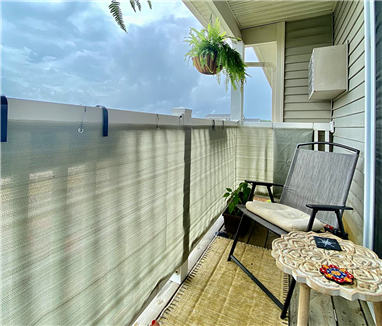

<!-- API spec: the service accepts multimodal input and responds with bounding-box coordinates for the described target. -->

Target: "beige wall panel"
[334,112,365,128]
[333,97,365,118]
[284,14,333,122]
[333,83,365,110]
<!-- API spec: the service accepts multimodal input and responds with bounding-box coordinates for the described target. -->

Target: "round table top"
[271,231,382,301]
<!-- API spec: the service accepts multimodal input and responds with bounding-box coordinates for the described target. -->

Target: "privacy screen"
[1,118,312,325]
[1,121,187,325]
[236,126,312,196]
[189,127,236,250]
[1,117,239,325]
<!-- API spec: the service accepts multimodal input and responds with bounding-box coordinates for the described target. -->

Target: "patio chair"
[227,142,359,318]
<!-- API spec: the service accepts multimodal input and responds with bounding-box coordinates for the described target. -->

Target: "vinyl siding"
[332,0,365,245]
[284,14,333,122]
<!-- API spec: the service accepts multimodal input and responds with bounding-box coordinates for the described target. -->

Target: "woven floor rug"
[159,237,288,326]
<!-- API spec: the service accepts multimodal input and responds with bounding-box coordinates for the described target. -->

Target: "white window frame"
[236,22,285,123]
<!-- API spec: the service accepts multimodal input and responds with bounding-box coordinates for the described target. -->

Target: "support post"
[172,107,192,124]
[230,41,244,122]
[325,130,330,152]
[314,130,319,151]
[171,107,192,284]
[297,283,310,326]
[374,302,382,326]
[274,22,285,122]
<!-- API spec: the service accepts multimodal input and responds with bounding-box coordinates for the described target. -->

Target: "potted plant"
[185,18,246,89]
[223,182,252,234]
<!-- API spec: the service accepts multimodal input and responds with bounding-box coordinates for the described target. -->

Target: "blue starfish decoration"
[317,238,336,248]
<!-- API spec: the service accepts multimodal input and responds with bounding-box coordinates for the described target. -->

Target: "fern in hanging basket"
[186,18,246,89]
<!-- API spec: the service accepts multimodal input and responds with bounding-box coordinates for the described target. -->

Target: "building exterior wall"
[332,0,365,244]
[284,14,333,122]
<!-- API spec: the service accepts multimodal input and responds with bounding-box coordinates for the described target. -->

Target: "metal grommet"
[179,114,183,127]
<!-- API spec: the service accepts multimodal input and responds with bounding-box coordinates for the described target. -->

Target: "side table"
[271,231,382,326]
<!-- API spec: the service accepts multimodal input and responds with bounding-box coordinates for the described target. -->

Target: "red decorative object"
[320,264,354,284]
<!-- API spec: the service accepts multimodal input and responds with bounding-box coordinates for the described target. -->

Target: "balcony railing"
[1,98,330,325]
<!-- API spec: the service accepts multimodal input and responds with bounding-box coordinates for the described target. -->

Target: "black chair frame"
[227,142,359,319]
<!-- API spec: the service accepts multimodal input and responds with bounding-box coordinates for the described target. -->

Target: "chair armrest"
[245,180,283,203]
[306,204,351,239]
[306,204,353,211]
[244,180,284,187]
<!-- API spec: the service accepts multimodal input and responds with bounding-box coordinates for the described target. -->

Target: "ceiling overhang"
[183,1,337,41]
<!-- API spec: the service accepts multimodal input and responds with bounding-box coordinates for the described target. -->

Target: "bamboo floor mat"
[159,236,288,326]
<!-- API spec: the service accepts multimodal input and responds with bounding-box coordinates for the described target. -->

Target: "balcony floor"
[154,197,375,326]
[227,220,375,326]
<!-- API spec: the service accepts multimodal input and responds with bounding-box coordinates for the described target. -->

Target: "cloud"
[1,1,269,119]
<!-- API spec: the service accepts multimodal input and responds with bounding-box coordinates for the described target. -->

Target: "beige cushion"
[245,200,325,232]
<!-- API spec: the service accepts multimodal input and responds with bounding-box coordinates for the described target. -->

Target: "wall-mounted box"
[308,44,348,101]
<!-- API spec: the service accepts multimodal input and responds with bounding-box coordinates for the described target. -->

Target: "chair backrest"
[280,142,359,226]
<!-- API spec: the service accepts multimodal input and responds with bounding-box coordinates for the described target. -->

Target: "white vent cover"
[308,44,348,101]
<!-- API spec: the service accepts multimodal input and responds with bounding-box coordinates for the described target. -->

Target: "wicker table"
[272,231,382,326]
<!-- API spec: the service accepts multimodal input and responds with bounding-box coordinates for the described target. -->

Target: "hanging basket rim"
[192,55,221,75]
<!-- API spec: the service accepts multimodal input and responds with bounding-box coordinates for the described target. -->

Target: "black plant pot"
[222,209,250,235]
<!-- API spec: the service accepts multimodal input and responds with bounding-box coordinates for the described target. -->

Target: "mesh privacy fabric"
[1,121,316,325]
[1,121,236,325]
[235,127,312,197]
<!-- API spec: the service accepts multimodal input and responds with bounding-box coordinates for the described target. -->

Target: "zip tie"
[212,119,215,129]
[156,114,159,129]
[102,107,108,137]
[78,106,87,134]
[96,105,109,137]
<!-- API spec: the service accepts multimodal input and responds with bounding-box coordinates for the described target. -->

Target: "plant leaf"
[226,188,232,192]
[228,202,235,214]
[110,0,152,32]
[135,0,142,11]
[130,0,136,12]
[109,0,127,32]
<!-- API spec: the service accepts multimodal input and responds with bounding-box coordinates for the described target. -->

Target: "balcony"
[2,97,374,326]
[1,0,380,323]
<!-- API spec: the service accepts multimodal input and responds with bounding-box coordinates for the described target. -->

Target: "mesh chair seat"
[245,200,325,232]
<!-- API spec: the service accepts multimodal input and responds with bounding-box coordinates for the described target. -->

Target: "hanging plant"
[185,18,246,89]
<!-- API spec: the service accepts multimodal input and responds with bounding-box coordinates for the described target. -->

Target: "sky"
[0,0,272,119]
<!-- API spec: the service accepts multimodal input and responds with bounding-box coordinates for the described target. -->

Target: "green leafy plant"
[185,18,246,89]
[223,182,251,215]
[109,0,152,32]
